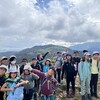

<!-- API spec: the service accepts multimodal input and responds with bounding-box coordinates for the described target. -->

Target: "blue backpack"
[6,78,24,100]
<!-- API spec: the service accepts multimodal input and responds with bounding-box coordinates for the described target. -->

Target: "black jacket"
[61,61,77,79]
[31,63,42,71]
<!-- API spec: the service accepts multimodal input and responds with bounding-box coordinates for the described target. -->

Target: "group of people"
[0,50,100,100]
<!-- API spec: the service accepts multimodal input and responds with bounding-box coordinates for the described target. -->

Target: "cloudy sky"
[0,0,100,52]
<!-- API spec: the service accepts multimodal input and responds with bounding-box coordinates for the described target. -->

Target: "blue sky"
[0,0,100,52]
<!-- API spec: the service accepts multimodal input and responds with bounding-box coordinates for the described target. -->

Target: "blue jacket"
[78,61,91,81]
[43,66,50,73]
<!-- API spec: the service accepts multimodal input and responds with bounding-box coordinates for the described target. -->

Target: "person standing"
[90,51,100,98]
[20,58,28,75]
[0,65,7,100]
[54,51,63,83]
[62,54,77,98]
[78,52,92,100]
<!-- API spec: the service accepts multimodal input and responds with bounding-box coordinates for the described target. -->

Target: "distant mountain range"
[70,42,100,52]
[0,42,99,63]
[0,44,72,63]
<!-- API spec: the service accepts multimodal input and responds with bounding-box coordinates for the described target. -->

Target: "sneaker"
[94,94,99,99]
[88,94,92,100]
[67,92,70,98]
[70,91,75,98]
[82,95,87,100]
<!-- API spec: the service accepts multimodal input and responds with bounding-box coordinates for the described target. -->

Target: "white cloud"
[0,0,100,52]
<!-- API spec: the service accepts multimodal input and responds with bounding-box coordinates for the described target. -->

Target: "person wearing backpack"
[37,52,49,71]
[90,51,100,98]
[54,51,63,84]
[20,58,28,75]
[1,69,28,100]
[78,52,92,100]
[61,54,77,98]
[8,55,20,75]
[31,66,58,100]
[31,57,42,100]
[0,65,7,100]
[21,64,39,100]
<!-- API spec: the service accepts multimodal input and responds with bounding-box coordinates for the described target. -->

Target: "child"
[31,57,41,100]
[32,66,58,100]
[37,52,49,71]
[20,58,28,75]
[0,65,7,100]
[0,56,9,78]
[1,69,28,100]
[54,51,63,83]
[61,54,77,98]
[90,51,100,98]
[21,64,39,100]
[8,55,20,75]
[78,52,92,100]
[43,59,51,73]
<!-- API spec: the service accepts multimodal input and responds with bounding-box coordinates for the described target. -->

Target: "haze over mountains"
[0,42,99,63]
[70,42,100,52]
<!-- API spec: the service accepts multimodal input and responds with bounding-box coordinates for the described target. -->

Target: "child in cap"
[62,54,77,98]
[32,66,57,100]
[90,51,100,98]
[0,65,7,100]
[0,56,9,78]
[1,69,28,100]
[31,57,41,100]
[0,56,8,66]
[20,58,28,75]
[21,64,39,100]
[8,55,20,75]
[53,51,63,83]
[78,52,92,100]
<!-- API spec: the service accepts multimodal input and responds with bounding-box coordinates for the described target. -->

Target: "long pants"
[90,74,98,96]
[41,95,54,100]
[34,79,40,99]
[56,69,61,83]
[24,88,34,100]
[66,75,75,93]
[81,76,91,95]
[0,92,4,100]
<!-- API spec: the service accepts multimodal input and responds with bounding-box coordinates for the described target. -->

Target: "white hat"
[24,65,32,71]
[92,51,99,55]
[62,51,66,54]
[10,55,16,59]
[9,69,18,73]
[0,56,8,61]
[84,52,91,56]
[0,65,7,71]
[46,59,51,62]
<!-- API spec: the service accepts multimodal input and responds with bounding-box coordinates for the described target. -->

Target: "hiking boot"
[70,91,75,98]
[82,95,87,100]
[67,92,70,98]
[94,94,99,99]
[90,90,93,96]
[88,94,92,100]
